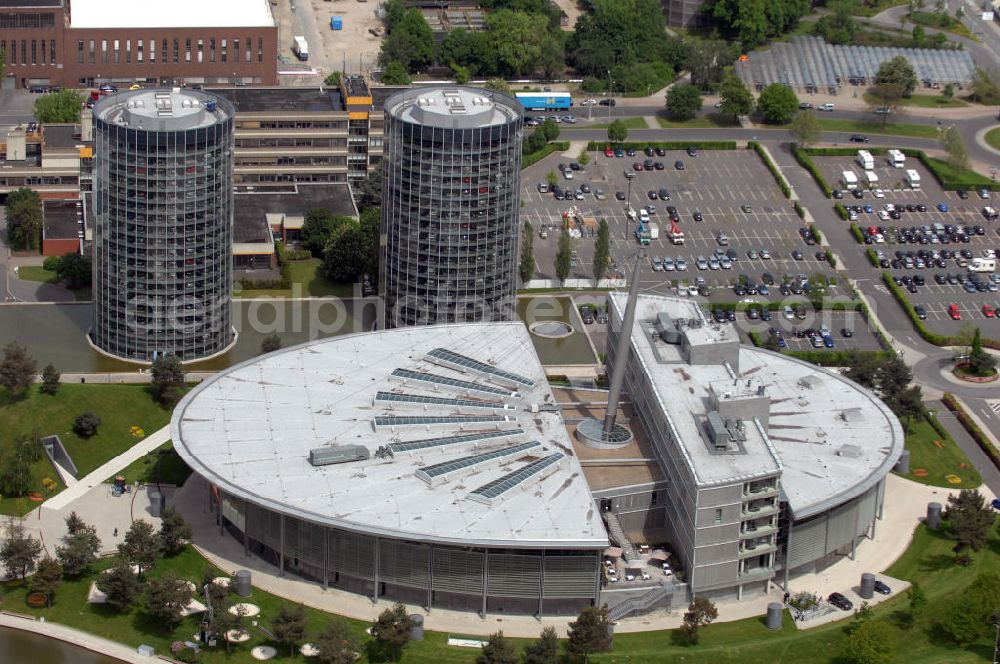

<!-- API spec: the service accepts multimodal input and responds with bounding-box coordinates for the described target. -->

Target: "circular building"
[91,88,235,362]
[171,322,608,615]
[380,87,523,328]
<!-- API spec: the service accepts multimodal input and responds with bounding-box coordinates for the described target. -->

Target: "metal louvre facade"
[91,89,234,361]
[380,88,523,328]
[784,481,883,572]
[217,489,600,615]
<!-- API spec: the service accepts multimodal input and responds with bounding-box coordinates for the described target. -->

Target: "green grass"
[863,92,967,108]
[817,118,940,139]
[107,440,192,487]
[582,116,649,130]
[655,114,738,129]
[235,258,354,298]
[921,155,997,187]
[16,265,92,301]
[909,11,975,39]
[986,127,1000,151]
[0,384,173,516]
[4,520,998,663]
[898,414,981,488]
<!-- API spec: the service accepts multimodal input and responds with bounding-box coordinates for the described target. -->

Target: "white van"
[864,170,879,187]
[841,170,859,190]
[818,103,835,111]
[969,257,996,273]
[887,149,905,168]
[905,169,921,189]
[857,150,874,170]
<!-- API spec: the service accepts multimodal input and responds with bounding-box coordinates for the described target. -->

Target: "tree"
[682,596,718,644]
[945,488,995,556]
[522,626,559,664]
[541,118,560,142]
[967,327,996,375]
[537,34,565,80]
[5,187,42,251]
[519,222,536,283]
[118,520,159,578]
[814,1,858,45]
[55,252,91,289]
[359,206,380,280]
[665,83,702,120]
[843,620,897,664]
[686,40,734,91]
[756,83,799,124]
[907,582,927,627]
[158,507,192,556]
[0,454,31,498]
[940,124,970,174]
[38,363,60,395]
[0,522,42,581]
[323,71,342,87]
[72,411,101,438]
[370,602,414,661]
[315,618,359,664]
[144,571,194,629]
[28,557,63,607]
[56,517,101,578]
[875,56,917,97]
[260,333,282,355]
[483,78,512,96]
[380,61,412,85]
[545,170,558,187]
[476,631,517,664]
[941,83,955,100]
[718,74,754,118]
[321,222,365,282]
[96,557,143,611]
[208,601,242,653]
[969,67,1000,105]
[555,230,572,282]
[593,219,610,281]
[150,355,185,405]
[886,384,924,433]
[355,170,383,211]
[939,572,1000,644]
[0,341,37,396]
[566,605,612,662]
[789,110,821,147]
[379,8,434,73]
[451,63,471,84]
[867,83,904,128]
[271,603,308,657]
[33,89,84,123]
[607,119,628,143]
[302,209,351,257]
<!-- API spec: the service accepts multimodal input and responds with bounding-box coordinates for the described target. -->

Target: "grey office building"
[380,87,522,328]
[92,88,235,362]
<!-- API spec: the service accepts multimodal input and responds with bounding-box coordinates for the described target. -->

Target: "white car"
[581,99,597,106]
[720,258,733,269]
[662,563,673,577]
[696,256,708,270]
[562,115,577,124]
[877,210,890,221]
[760,249,771,259]
[873,188,885,198]
[883,203,895,211]
[984,249,997,258]
[663,257,676,271]
[676,257,688,271]
[641,570,651,580]
[818,103,835,111]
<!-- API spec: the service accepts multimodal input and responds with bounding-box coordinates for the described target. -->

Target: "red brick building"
[1,0,279,89]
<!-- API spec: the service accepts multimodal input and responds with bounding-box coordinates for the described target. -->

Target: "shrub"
[584,140,737,151]
[866,247,879,267]
[42,256,60,271]
[793,201,805,219]
[748,141,791,198]
[72,411,101,438]
[849,223,865,243]
[942,393,1000,471]
[900,148,1000,191]
[791,144,832,197]
[522,141,569,169]
[835,203,850,221]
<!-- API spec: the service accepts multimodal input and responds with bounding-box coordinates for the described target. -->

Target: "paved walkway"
[42,425,171,512]
[174,472,984,638]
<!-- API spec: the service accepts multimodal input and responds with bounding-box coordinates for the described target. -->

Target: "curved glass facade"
[380,88,523,327]
[92,90,235,361]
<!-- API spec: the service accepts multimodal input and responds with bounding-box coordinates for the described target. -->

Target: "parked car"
[828,592,853,611]
[873,580,891,595]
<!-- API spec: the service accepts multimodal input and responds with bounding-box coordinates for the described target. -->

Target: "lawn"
[655,114,738,129]
[235,258,355,299]
[4,518,997,664]
[817,118,940,139]
[583,116,649,130]
[986,127,1000,151]
[16,265,91,301]
[0,384,173,516]
[862,92,967,109]
[108,440,192,487]
[897,413,981,488]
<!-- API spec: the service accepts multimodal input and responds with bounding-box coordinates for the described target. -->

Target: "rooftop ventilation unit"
[655,312,681,344]
[836,444,862,458]
[706,411,747,451]
[841,408,864,423]
[308,444,370,467]
[798,375,821,389]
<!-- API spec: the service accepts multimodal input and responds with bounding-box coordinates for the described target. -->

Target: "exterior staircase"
[607,581,674,621]
[603,512,639,562]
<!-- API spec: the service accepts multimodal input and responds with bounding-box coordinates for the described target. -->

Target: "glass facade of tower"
[380,88,523,327]
[92,90,235,361]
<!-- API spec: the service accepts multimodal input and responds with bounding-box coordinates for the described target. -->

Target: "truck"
[887,149,905,168]
[841,170,859,190]
[857,150,874,170]
[648,221,660,240]
[668,220,684,245]
[635,221,651,245]
[514,92,573,111]
[905,169,921,189]
[293,36,309,61]
[969,257,996,273]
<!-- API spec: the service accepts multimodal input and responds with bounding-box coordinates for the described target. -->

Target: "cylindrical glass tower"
[92,89,235,362]
[380,87,523,328]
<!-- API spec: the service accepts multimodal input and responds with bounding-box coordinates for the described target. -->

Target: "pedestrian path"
[42,425,171,512]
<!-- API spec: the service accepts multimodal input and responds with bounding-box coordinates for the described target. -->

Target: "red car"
[632,162,643,171]
[983,304,996,318]
[604,145,614,158]
[948,304,961,320]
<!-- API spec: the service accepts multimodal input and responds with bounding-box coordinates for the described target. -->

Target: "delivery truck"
[293,36,309,61]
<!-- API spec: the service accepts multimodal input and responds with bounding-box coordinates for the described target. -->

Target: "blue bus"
[514,92,573,111]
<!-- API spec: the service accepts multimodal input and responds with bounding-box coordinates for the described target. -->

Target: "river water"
[0,627,122,664]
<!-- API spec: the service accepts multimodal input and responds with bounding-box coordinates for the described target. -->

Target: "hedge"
[791,144,832,197]
[810,225,823,244]
[585,140,737,151]
[705,299,863,312]
[899,148,1000,192]
[941,393,1000,471]
[834,203,849,220]
[787,349,894,366]
[794,201,805,219]
[866,247,880,267]
[881,271,1000,348]
[748,141,792,199]
[849,223,865,244]
[522,141,570,168]
[803,146,888,157]
[825,250,837,267]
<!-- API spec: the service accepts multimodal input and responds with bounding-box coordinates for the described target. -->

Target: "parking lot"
[810,155,1000,335]
[520,148,840,301]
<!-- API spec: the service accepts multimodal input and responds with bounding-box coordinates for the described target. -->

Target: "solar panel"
[388,428,525,454]
[390,368,520,398]
[468,453,563,503]
[415,441,541,485]
[425,348,535,387]
[372,414,515,431]
[374,391,514,411]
